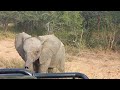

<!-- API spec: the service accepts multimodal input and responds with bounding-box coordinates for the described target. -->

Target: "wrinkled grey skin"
[15,32,65,73]
[15,32,31,62]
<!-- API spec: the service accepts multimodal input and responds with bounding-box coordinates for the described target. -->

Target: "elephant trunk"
[25,60,33,69]
[24,55,34,69]
[25,66,29,69]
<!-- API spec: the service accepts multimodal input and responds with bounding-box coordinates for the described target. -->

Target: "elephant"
[15,32,65,73]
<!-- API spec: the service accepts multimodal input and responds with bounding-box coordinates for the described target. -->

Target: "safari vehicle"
[0,68,89,79]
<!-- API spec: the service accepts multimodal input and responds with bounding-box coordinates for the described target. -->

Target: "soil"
[0,39,120,79]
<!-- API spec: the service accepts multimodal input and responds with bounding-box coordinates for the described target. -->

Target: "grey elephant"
[15,32,65,73]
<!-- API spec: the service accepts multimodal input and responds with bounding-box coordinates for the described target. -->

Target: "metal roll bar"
[0,68,32,76]
[33,72,89,79]
[0,69,89,79]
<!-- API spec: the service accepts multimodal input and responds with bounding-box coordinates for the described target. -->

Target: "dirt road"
[0,39,120,79]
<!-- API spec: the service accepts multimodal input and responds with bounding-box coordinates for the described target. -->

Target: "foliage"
[0,11,120,52]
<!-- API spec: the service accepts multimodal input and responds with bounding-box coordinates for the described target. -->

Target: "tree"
[0,11,18,32]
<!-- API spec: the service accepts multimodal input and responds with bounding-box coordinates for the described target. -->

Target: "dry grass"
[0,31,15,40]
[0,57,24,68]
[65,51,120,79]
[1,38,120,79]
[0,39,24,69]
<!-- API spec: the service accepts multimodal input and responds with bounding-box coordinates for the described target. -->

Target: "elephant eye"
[36,50,39,53]
[33,50,39,55]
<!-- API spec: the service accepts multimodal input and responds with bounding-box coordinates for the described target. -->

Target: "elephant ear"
[15,32,31,62]
[22,32,32,42]
[38,36,53,64]
[38,36,48,45]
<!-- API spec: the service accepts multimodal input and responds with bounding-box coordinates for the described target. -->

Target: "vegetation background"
[0,11,120,79]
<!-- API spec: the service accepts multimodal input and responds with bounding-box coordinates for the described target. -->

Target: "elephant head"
[23,37,42,69]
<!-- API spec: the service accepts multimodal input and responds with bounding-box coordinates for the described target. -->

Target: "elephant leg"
[57,55,65,73]
[40,59,51,73]
[33,59,40,73]
[58,66,65,73]
[48,67,54,73]
[57,59,65,73]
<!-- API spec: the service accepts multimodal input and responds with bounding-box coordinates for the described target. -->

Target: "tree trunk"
[97,15,100,31]
[97,15,100,46]
[3,22,8,32]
